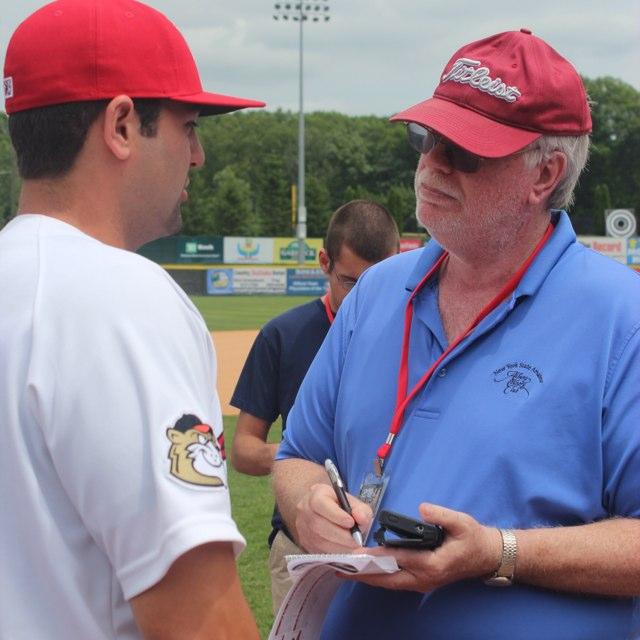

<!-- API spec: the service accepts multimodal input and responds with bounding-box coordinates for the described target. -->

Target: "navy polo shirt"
[231,298,330,542]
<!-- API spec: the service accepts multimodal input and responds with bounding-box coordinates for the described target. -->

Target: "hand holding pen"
[324,459,364,546]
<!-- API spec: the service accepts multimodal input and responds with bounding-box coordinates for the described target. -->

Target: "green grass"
[225,416,283,638]
[191,295,301,635]
[192,295,315,331]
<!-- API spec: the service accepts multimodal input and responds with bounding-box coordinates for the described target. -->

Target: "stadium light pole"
[273,2,330,264]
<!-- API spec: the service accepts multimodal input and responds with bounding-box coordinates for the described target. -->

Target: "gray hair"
[522,134,590,210]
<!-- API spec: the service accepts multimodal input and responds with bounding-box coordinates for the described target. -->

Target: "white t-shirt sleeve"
[28,250,244,600]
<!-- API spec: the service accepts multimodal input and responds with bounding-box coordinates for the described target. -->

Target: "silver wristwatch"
[484,528,517,587]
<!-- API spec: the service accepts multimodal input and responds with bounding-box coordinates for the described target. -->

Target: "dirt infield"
[211,330,259,416]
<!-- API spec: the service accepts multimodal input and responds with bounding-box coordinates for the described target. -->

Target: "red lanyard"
[376,223,554,471]
[322,294,335,324]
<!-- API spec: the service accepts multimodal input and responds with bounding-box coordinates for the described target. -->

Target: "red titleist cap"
[390,29,592,158]
[3,0,265,115]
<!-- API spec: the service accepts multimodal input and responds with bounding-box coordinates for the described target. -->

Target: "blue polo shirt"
[277,212,640,639]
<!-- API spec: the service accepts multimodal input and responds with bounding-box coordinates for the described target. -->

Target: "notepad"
[268,554,399,640]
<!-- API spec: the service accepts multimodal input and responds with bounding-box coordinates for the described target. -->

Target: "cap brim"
[170,91,265,116]
[390,96,540,158]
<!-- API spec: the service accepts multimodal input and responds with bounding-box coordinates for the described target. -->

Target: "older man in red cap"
[273,30,640,638]
[0,1,263,638]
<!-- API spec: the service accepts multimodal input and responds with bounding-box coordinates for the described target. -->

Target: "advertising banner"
[626,237,640,265]
[273,238,323,264]
[233,268,287,294]
[178,236,223,263]
[400,237,425,252]
[206,269,234,295]
[577,236,627,264]
[286,268,328,296]
[224,237,274,264]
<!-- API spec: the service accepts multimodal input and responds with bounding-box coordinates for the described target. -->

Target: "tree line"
[0,77,638,237]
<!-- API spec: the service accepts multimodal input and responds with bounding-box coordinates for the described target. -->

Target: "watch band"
[484,528,517,587]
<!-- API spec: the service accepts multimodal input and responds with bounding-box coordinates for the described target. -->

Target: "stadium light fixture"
[273,1,330,263]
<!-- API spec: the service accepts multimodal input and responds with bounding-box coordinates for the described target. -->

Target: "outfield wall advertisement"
[206,269,234,295]
[234,268,287,294]
[178,237,223,263]
[223,237,274,264]
[400,237,424,252]
[273,238,323,264]
[578,236,627,264]
[143,234,640,268]
[206,267,328,295]
[207,267,287,295]
[286,268,328,295]
[627,237,640,266]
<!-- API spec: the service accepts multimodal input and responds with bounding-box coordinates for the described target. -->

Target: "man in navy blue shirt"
[274,30,640,639]
[230,199,399,612]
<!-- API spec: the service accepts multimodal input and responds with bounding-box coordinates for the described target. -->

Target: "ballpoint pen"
[324,459,364,546]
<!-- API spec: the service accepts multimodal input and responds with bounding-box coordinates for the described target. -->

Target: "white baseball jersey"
[0,215,245,639]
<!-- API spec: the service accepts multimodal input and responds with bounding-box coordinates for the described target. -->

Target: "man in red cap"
[273,30,640,638]
[0,1,263,638]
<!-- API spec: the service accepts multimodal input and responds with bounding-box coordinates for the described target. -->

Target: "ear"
[102,95,137,161]
[528,151,567,208]
[319,248,331,274]
[166,429,184,444]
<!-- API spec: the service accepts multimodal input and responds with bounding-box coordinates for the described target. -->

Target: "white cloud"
[1,0,638,115]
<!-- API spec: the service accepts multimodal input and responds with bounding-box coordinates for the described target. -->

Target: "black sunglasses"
[406,122,484,173]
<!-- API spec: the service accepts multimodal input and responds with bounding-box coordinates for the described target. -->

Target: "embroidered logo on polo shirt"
[441,58,521,103]
[166,414,225,487]
[492,361,543,397]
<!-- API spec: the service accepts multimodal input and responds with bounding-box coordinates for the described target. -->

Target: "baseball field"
[191,294,315,638]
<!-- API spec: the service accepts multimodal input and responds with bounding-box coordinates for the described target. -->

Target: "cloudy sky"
[2,1,639,116]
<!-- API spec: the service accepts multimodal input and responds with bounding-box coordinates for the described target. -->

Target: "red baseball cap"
[3,0,265,116]
[390,29,591,158]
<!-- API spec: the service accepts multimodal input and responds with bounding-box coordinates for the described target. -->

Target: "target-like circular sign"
[605,209,636,239]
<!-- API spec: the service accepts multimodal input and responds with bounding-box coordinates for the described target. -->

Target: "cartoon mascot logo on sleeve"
[166,414,225,487]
